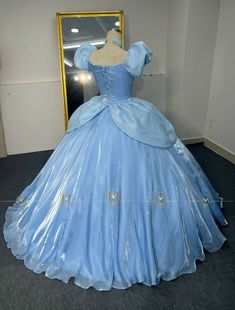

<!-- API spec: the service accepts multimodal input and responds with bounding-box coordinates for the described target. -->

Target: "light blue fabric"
[74,42,97,71]
[3,40,228,291]
[125,41,152,77]
[67,41,176,148]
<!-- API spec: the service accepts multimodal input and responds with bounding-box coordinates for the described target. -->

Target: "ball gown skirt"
[3,106,228,291]
[3,41,228,290]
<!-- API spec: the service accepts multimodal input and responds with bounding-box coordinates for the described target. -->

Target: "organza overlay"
[3,41,228,290]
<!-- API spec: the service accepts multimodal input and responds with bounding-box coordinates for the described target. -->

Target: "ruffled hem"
[4,220,227,291]
[3,190,228,291]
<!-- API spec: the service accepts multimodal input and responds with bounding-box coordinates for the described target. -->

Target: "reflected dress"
[3,41,228,291]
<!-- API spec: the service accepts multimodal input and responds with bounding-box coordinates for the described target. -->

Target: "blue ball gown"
[3,41,228,291]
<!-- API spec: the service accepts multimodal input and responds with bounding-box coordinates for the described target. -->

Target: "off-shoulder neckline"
[86,41,146,68]
[86,41,149,69]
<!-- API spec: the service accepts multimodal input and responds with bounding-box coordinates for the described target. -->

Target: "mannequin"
[89,28,127,66]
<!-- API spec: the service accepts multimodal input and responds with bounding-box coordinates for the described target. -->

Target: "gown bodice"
[66,41,177,148]
[88,62,134,105]
[75,41,152,105]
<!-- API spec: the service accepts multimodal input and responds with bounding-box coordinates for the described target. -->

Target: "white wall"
[165,0,190,136]
[0,0,168,155]
[166,0,220,139]
[0,82,64,154]
[205,0,235,155]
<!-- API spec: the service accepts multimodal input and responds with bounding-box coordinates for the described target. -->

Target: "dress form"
[89,29,127,66]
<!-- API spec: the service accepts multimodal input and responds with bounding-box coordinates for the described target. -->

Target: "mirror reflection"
[57,12,124,130]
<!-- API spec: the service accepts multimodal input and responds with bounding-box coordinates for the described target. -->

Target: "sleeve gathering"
[125,41,153,78]
[73,43,97,71]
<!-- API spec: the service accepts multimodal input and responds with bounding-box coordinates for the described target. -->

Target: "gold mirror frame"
[56,11,124,132]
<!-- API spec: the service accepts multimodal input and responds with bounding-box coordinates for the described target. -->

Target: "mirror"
[56,11,124,131]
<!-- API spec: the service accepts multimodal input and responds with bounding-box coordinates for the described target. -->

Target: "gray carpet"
[0,143,234,310]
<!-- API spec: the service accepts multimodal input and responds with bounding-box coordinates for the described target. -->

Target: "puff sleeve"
[125,41,152,78]
[73,42,97,71]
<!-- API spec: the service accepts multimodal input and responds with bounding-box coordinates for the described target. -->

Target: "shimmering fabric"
[67,41,177,148]
[3,41,228,291]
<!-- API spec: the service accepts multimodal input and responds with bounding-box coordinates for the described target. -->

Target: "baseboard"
[203,137,235,165]
[181,137,204,145]
[180,136,235,165]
